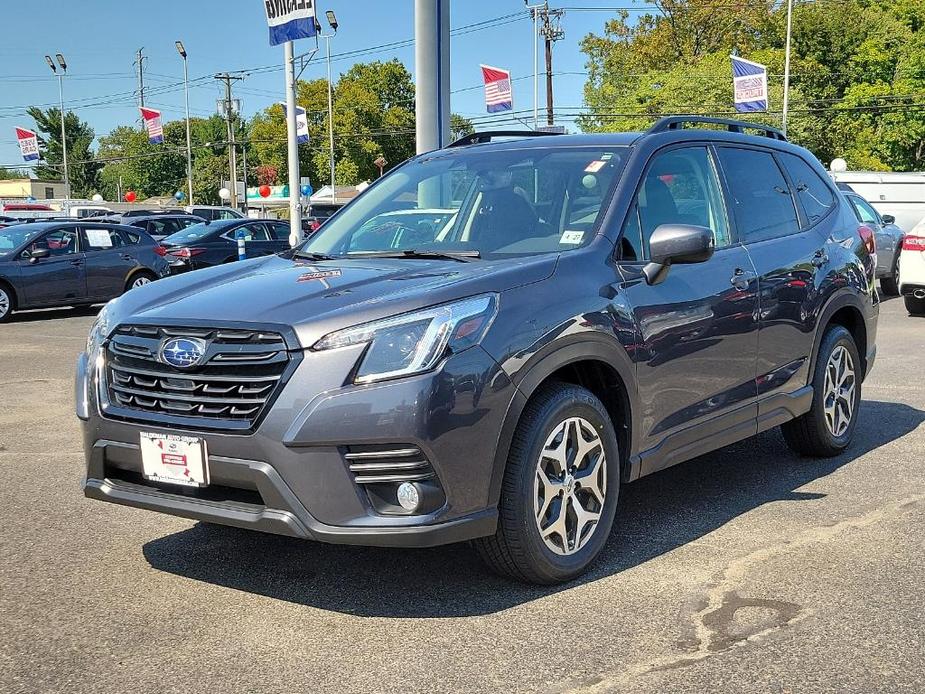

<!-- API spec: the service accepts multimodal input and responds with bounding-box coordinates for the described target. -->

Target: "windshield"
[162,222,218,245]
[0,225,42,256]
[300,145,627,259]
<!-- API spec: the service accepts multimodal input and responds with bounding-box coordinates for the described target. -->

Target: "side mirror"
[643,224,714,285]
[29,247,51,263]
[881,214,895,225]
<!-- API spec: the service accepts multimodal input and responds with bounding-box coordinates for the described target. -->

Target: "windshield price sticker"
[560,231,584,245]
[85,229,113,248]
[585,160,606,173]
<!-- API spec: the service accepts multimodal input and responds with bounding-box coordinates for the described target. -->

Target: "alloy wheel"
[0,288,10,318]
[823,345,856,438]
[131,276,152,289]
[534,416,607,555]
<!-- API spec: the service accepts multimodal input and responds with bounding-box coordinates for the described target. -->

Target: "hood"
[107,253,557,347]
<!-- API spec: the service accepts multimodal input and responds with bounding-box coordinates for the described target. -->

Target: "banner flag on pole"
[139,107,164,144]
[15,128,39,161]
[280,103,310,143]
[264,0,317,46]
[731,55,768,112]
[481,65,513,113]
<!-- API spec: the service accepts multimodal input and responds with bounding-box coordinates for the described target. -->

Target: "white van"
[65,204,113,219]
[830,171,925,233]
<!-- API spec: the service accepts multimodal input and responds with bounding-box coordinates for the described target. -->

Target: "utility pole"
[539,5,564,127]
[215,73,244,208]
[135,48,146,108]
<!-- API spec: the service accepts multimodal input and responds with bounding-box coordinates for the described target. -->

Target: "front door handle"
[811,249,829,268]
[730,267,756,291]
[122,254,134,261]
[70,259,83,266]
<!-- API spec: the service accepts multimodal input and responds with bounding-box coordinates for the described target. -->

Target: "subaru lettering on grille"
[159,337,207,369]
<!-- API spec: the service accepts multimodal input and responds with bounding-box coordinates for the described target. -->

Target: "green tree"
[0,168,32,181]
[26,106,101,197]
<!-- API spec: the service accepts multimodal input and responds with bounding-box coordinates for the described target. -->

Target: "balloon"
[300,184,312,197]
[218,187,231,201]
[125,191,137,203]
[174,191,185,201]
[91,194,104,203]
[258,185,272,198]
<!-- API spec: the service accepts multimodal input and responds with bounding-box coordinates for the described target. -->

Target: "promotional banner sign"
[140,107,164,144]
[264,0,317,46]
[15,128,39,162]
[731,55,768,112]
[280,102,310,143]
[481,65,513,113]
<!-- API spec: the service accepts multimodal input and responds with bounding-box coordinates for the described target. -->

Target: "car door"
[79,225,138,300]
[716,147,831,409]
[237,222,275,258]
[17,226,86,306]
[267,221,294,251]
[616,145,760,460]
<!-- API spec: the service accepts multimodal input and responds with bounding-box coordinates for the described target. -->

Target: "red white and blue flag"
[731,55,768,113]
[481,65,513,113]
[140,107,164,144]
[15,127,39,161]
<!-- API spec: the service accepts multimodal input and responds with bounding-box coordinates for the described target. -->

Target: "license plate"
[139,432,209,487]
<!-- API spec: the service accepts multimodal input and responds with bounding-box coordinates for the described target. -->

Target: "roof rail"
[647,116,787,141]
[446,130,563,148]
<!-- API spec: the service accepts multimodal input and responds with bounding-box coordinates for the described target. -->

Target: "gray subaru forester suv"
[77,118,878,584]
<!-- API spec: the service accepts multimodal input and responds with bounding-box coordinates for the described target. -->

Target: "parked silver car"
[844,192,904,295]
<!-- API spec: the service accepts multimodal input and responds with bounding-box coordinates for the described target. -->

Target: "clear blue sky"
[0,1,651,170]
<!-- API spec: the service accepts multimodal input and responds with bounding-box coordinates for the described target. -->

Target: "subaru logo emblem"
[159,337,207,369]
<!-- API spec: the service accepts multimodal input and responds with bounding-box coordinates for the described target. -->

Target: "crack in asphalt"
[558,493,925,693]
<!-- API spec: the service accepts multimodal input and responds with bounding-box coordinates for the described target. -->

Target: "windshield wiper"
[292,250,336,261]
[349,249,481,263]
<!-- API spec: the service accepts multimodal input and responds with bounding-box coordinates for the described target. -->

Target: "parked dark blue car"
[159,218,292,272]
[0,221,170,322]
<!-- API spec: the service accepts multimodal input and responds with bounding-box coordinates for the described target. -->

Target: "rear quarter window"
[778,152,836,227]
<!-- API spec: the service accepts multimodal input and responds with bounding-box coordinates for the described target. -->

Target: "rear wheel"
[782,325,861,457]
[474,383,620,584]
[125,271,156,292]
[880,255,900,296]
[905,295,925,316]
[0,283,14,323]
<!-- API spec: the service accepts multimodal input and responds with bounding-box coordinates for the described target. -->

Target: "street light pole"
[782,0,794,137]
[319,11,338,203]
[176,41,194,205]
[45,54,70,200]
[525,1,545,129]
[284,41,302,245]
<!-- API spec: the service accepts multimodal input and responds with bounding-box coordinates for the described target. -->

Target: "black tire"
[880,258,899,297]
[905,295,925,316]
[124,271,157,293]
[473,383,620,584]
[0,282,15,323]
[781,325,861,457]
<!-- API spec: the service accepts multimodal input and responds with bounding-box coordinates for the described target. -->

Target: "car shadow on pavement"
[143,399,924,617]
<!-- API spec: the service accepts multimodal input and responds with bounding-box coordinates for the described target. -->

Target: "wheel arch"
[0,276,18,305]
[808,291,870,384]
[487,336,638,508]
[123,267,157,290]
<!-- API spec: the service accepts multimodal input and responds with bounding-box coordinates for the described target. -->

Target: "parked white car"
[899,217,925,315]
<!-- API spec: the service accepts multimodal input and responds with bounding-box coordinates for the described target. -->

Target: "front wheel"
[782,325,861,457]
[474,383,620,584]
[0,283,14,323]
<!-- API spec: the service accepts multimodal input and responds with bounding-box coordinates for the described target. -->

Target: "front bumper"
[77,342,514,547]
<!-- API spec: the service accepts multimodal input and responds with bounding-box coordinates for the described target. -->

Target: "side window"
[618,204,643,261]
[121,230,141,245]
[33,228,78,256]
[270,222,290,240]
[237,223,270,241]
[636,146,732,256]
[716,147,799,243]
[850,196,879,224]
[778,152,835,226]
[80,227,125,251]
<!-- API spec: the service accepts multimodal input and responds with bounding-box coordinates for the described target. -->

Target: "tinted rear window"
[717,147,799,243]
[778,152,835,226]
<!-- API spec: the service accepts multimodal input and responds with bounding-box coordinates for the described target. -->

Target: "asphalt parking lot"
[1,297,923,694]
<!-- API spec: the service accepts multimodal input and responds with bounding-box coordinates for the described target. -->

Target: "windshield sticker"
[600,153,613,161]
[297,269,342,283]
[584,160,606,173]
[560,230,584,245]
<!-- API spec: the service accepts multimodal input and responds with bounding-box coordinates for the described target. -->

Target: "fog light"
[396,482,421,511]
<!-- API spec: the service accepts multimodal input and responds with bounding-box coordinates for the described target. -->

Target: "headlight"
[86,300,116,358]
[313,294,498,383]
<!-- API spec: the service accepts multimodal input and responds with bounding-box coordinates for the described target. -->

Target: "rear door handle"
[70,259,83,266]
[812,249,829,268]
[122,254,134,261]
[730,267,756,291]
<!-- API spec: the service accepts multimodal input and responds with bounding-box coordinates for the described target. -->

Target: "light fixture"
[175,40,187,58]
[44,55,56,73]
[55,53,67,71]
[396,482,420,512]
[326,10,338,31]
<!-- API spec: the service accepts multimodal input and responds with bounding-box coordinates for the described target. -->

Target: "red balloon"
[124,191,137,203]
[258,185,272,198]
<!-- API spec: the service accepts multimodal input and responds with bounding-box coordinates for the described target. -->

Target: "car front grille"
[103,324,295,431]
